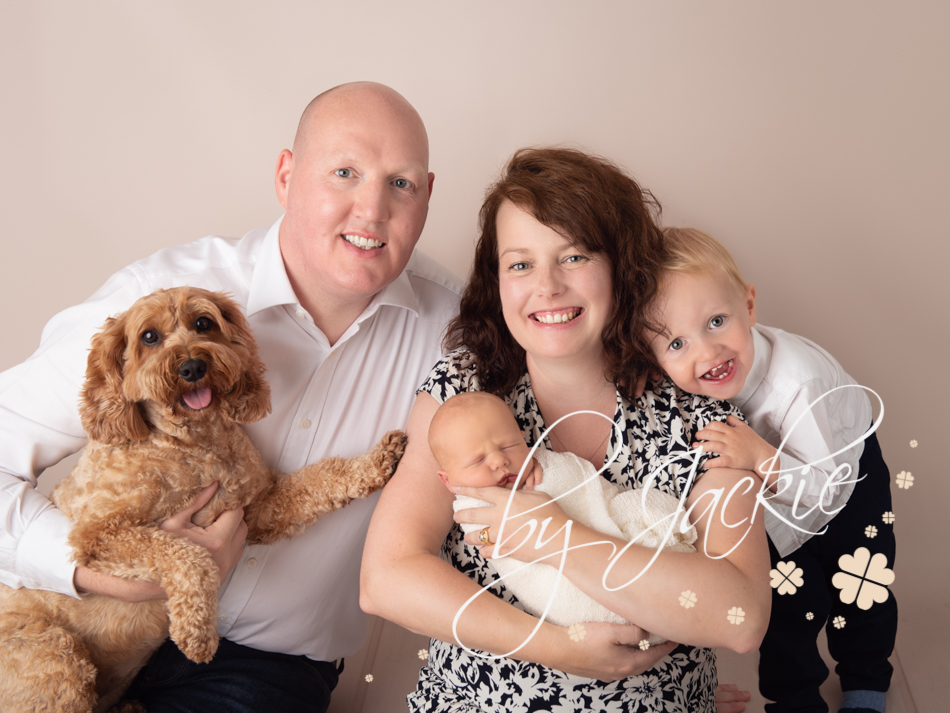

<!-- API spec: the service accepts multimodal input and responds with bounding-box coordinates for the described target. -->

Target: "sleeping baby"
[429,391,696,645]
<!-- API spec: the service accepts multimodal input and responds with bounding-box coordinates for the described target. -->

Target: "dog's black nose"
[178,359,207,383]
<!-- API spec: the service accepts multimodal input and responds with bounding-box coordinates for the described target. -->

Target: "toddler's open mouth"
[701,359,734,381]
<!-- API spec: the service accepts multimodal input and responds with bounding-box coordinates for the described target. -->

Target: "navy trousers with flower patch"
[758,433,898,713]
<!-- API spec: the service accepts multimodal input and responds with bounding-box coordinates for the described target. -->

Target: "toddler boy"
[648,227,897,713]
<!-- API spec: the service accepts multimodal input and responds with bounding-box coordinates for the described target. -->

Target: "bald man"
[0,83,462,712]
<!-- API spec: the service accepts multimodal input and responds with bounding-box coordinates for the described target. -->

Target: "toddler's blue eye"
[335,168,352,178]
[669,338,684,351]
[709,315,725,328]
[393,178,410,189]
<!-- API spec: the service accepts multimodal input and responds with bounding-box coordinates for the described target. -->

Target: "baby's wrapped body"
[456,448,696,645]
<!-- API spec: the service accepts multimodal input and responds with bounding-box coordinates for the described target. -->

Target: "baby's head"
[429,392,534,492]
[648,227,757,400]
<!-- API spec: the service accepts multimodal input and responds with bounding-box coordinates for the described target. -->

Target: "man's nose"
[353,179,390,223]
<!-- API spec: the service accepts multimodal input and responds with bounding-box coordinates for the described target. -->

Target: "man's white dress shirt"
[0,217,462,659]
[730,325,873,557]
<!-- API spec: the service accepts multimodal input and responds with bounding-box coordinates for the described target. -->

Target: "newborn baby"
[429,392,696,645]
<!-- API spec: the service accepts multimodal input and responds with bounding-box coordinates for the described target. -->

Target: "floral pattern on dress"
[409,349,742,713]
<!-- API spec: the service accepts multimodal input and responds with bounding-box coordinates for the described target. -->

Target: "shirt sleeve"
[416,349,480,404]
[763,378,866,509]
[0,268,150,595]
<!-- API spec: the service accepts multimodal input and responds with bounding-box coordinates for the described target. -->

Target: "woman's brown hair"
[445,147,664,400]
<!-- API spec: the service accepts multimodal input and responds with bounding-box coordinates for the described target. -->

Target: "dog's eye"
[195,317,214,333]
[141,330,161,345]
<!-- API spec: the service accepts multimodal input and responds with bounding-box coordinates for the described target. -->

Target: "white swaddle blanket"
[455,448,696,644]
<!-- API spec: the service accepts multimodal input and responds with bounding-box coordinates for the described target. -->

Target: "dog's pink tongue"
[183,387,212,410]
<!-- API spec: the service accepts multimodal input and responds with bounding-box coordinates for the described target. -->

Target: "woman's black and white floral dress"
[407,350,743,713]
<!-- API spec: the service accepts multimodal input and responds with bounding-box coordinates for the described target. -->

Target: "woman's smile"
[496,201,613,363]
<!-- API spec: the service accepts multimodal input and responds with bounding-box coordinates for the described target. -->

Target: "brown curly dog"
[0,287,406,713]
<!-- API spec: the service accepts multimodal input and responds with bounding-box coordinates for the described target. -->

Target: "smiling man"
[0,82,462,712]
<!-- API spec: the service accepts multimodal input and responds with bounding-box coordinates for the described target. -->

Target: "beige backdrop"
[1,1,946,710]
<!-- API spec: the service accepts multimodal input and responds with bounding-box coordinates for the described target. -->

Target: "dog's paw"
[374,430,407,476]
[343,431,406,500]
[172,628,219,664]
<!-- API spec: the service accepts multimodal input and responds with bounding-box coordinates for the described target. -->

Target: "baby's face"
[437,403,534,491]
[650,269,756,401]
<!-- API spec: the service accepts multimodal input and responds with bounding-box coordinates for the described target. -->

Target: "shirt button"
[301,419,311,429]
[296,309,307,319]
[218,615,228,622]
[246,558,258,568]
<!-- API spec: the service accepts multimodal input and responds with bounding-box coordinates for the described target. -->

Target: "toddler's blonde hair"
[660,227,747,294]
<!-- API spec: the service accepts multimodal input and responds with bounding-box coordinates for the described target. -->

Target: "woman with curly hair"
[361,148,770,712]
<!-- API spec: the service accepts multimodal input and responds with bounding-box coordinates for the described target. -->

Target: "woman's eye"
[141,330,161,345]
[195,317,214,333]
[565,255,585,263]
[509,262,530,271]
[392,178,410,189]
[709,316,725,329]
[335,168,352,178]
[669,338,684,351]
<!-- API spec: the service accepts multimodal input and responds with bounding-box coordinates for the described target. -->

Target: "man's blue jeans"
[121,637,341,712]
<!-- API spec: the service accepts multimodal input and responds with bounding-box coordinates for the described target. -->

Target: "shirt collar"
[359,265,419,323]
[730,326,771,409]
[245,215,421,320]
[246,216,298,317]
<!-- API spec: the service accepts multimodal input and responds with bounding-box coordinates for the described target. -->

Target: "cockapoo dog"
[0,287,406,713]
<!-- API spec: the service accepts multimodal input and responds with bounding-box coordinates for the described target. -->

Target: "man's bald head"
[274,81,434,339]
[292,82,429,166]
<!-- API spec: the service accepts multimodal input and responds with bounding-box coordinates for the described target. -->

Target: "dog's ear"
[80,313,151,443]
[206,291,272,424]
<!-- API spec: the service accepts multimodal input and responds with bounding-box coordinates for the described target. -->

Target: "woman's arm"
[456,465,771,653]
[360,392,676,681]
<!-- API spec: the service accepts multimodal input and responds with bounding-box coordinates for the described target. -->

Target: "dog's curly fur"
[0,287,406,713]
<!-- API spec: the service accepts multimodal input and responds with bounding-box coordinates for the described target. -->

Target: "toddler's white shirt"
[730,324,873,557]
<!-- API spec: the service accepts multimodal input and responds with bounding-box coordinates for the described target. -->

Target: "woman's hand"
[454,484,569,563]
[553,621,678,680]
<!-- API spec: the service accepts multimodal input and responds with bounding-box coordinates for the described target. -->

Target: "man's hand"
[694,415,778,485]
[161,482,248,585]
[552,621,677,680]
[716,682,751,713]
[74,482,248,602]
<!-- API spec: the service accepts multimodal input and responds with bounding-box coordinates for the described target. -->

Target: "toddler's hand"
[694,415,778,484]
[715,683,751,713]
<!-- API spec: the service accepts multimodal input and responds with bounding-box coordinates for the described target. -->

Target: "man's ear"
[427,172,435,199]
[745,284,757,327]
[437,470,455,492]
[275,149,294,209]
